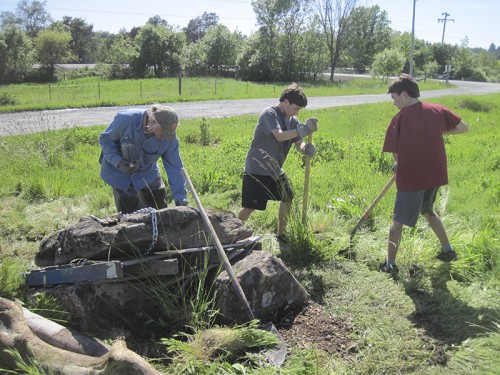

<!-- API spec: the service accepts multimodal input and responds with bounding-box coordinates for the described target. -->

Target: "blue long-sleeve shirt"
[99,108,187,202]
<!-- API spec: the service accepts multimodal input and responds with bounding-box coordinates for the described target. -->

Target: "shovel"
[302,133,312,224]
[340,174,395,257]
[181,168,286,365]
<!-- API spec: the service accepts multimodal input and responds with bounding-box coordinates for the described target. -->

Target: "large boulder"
[215,251,310,324]
[35,206,253,267]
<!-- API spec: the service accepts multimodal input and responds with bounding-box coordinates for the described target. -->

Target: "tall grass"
[0,93,498,374]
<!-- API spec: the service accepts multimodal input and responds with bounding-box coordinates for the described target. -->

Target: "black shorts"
[393,187,439,227]
[241,173,294,210]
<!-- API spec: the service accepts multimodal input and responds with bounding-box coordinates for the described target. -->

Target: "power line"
[438,12,455,44]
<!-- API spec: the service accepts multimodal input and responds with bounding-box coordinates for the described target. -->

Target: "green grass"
[0,76,446,112]
[0,93,498,374]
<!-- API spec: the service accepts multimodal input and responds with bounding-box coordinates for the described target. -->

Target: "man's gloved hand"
[303,143,317,158]
[392,162,397,173]
[118,159,138,173]
[175,199,189,206]
[297,117,318,138]
[305,117,318,129]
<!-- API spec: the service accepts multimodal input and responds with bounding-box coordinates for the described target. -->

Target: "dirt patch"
[274,301,355,356]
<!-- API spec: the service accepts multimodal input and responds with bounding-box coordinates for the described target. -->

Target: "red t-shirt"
[383,102,461,191]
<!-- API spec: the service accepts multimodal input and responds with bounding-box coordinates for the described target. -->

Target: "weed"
[0,349,53,375]
[457,98,493,112]
[450,222,500,283]
[280,203,325,266]
[161,320,279,372]
[199,117,210,146]
[0,259,28,300]
[24,292,71,324]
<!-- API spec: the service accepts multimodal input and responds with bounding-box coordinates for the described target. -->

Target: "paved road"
[1,80,499,136]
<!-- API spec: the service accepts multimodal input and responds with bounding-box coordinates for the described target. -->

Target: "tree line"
[1,0,499,85]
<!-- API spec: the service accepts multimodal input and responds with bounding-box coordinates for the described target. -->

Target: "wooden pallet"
[24,236,261,287]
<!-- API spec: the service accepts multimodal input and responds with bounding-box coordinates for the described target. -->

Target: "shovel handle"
[181,168,255,321]
[350,174,395,240]
[302,133,313,224]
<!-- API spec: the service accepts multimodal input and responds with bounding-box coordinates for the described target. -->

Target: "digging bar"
[181,168,286,365]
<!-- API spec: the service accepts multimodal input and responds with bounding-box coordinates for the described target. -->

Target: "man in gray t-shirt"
[238,83,318,243]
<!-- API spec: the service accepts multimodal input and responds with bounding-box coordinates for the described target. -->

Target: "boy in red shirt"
[381,74,468,274]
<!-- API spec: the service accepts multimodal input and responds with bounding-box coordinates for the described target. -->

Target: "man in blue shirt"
[99,104,188,214]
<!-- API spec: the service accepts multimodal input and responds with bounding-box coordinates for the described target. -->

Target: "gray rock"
[35,206,253,267]
[215,251,310,324]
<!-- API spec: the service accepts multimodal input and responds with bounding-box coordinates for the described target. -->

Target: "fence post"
[98,81,101,99]
[140,81,143,98]
[48,84,51,102]
[178,73,182,95]
[214,80,217,95]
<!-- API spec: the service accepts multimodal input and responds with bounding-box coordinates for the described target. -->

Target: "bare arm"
[443,121,469,135]
[272,128,301,142]
[296,139,306,153]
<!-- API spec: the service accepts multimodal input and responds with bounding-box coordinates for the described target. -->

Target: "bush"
[0,91,17,106]
[457,98,492,112]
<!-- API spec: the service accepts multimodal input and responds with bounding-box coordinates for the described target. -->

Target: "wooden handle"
[349,174,395,240]
[302,133,313,224]
[181,168,254,321]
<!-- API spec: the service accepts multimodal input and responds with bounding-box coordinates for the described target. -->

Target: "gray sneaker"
[436,250,457,262]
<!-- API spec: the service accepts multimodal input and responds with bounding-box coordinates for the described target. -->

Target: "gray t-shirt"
[244,106,300,179]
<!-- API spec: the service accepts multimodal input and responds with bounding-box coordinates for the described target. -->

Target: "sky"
[0,0,498,49]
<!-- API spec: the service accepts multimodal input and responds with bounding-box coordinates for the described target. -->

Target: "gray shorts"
[393,188,439,227]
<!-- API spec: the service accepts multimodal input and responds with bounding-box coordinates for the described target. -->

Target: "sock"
[442,243,454,253]
[387,259,396,266]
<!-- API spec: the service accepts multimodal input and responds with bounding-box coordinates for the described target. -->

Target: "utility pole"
[409,0,417,76]
[438,12,455,44]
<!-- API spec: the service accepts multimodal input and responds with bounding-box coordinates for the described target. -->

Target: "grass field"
[0,89,498,374]
[0,76,445,112]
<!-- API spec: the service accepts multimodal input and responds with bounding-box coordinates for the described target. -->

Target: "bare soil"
[273,300,449,366]
[274,301,356,356]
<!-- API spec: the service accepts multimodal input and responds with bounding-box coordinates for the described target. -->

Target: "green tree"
[202,25,241,76]
[251,0,311,81]
[251,0,283,80]
[184,12,219,43]
[475,49,500,81]
[0,11,18,29]
[106,34,138,78]
[392,32,433,76]
[181,40,208,76]
[0,25,34,83]
[134,23,185,77]
[296,22,329,81]
[275,0,310,81]
[371,48,405,82]
[147,15,169,28]
[315,0,359,81]
[236,33,268,81]
[345,5,391,73]
[452,38,486,81]
[430,42,457,74]
[93,30,115,65]
[35,28,74,80]
[16,0,52,38]
[58,17,96,63]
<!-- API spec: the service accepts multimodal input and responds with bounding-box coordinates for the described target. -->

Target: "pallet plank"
[24,261,123,287]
